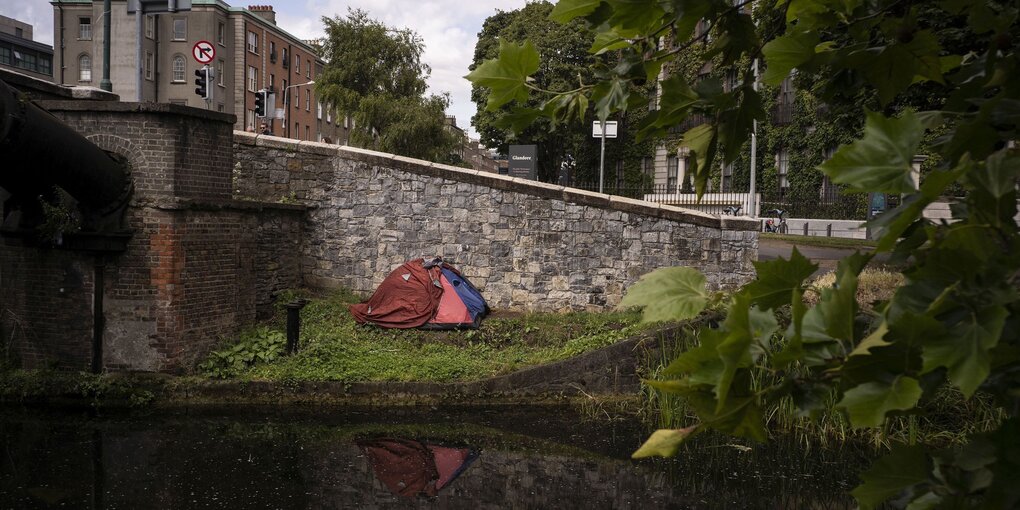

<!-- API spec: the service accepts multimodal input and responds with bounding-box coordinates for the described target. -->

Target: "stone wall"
[234,133,759,311]
[0,103,304,371]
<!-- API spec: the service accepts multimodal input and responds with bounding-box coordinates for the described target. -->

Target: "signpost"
[192,40,215,64]
[592,121,618,193]
[508,145,538,180]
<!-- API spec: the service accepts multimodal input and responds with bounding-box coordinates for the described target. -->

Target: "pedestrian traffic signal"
[254,89,267,117]
[194,67,210,100]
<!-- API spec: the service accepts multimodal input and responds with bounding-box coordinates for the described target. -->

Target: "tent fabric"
[348,260,444,329]
[357,438,479,498]
[350,258,488,329]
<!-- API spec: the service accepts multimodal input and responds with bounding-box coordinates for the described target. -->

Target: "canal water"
[1,405,871,509]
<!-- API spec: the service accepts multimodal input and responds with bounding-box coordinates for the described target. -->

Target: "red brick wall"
[0,102,304,372]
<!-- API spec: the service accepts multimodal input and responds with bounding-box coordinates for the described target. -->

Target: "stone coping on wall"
[1,68,120,101]
[37,100,236,124]
[234,131,760,232]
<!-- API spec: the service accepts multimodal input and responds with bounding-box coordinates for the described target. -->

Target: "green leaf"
[465,40,540,111]
[631,426,698,458]
[604,0,666,35]
[818,110,924,194]
[679,123,718,197]
[718,88,764,164]
[663,328,725,383]
[922,305,1008,397]
[838,376,923,428]
[715,295,778,410]
[745,247,818,310]
[852,445,931,510]
[849,321,891,357]
[762,30,820,85]
[618,266,708,322]
[592,77,630,121]
[972,149,1020,199]
[493,106,544,133]
[589,25,631,54]
[549,0,602,23]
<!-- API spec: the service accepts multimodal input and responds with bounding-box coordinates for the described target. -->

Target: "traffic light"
[194,67,210,100]
[254,89,267,117]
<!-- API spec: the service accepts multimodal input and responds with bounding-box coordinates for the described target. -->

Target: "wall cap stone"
[150,197,309,212]
[38,100,236,124]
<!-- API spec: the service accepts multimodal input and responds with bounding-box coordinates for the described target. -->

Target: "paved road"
[758,237,881,276]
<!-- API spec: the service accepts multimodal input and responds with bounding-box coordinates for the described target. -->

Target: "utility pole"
[749,58,759,218]
[100,0,111,92]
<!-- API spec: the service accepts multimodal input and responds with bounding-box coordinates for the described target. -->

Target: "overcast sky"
[1,0,531,140]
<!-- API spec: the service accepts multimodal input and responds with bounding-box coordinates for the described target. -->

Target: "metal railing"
[569,181,868,220]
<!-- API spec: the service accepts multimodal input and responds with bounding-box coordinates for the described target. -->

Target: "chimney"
[247,5,276,25]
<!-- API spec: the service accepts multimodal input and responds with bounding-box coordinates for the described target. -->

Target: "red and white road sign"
[192,40,215,64]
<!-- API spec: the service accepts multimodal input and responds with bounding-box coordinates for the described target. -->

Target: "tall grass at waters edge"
[638,270,1007,450]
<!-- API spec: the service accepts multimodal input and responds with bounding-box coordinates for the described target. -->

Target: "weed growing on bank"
[199,289,652,382]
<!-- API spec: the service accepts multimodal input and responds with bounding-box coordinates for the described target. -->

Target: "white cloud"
[3,0,528,141]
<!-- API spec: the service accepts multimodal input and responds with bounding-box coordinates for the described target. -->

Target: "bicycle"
[722,205,742,216]
[763,208,788,233]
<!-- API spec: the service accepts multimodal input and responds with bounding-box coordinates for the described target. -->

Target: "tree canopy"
[318,9,455,162]
[467,0,1020,507]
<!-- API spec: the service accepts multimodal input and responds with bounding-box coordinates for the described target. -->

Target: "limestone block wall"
[234,133,759,311]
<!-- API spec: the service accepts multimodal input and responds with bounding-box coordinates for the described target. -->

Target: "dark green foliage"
[466,0,1020,507]
[317,9,456,161]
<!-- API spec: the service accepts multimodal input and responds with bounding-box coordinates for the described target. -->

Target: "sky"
[1,0,531,140]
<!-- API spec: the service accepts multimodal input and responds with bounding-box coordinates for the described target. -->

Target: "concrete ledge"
[564,188,612,209]
[40,100,236,124]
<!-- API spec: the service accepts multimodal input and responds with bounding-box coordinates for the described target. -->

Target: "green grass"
[202,289,653,383]
[762,232,878,249]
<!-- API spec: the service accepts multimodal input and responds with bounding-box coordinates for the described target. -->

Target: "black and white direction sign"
[192,40,215,64]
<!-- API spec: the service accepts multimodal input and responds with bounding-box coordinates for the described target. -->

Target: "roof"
[0,32,54,54]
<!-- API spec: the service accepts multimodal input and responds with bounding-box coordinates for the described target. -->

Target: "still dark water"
[1,405,871,509]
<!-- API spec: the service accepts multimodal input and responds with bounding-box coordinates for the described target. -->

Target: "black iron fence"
[570,181,869,220]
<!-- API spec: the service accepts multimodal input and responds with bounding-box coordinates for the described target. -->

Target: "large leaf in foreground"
[852,445,931,510]
[818,110,924,194]
[838,377,923,428]
[465,40,540,111]
[745,247,818,310]
[619,267,708,322]
[631,426,697,458]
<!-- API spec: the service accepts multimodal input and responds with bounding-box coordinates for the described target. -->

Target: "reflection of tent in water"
[357,438,479,498]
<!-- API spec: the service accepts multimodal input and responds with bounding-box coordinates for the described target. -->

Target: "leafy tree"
[467,0,1020,507]
[318,9,455,161]
[470,1,656,183]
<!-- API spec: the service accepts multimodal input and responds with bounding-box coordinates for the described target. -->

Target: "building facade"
[0,16,54,81]
[50,0,326,141]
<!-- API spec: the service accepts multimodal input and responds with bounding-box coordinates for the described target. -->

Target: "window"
[248,66,257,92]
[317,101,322,120]
[667,155,678,190]
[724,69,739,92]
[268,74,274,90]
[172,55,185,82]
[0,47,10,65]
[305,125,310,140]
[295,54,300,74]
[39,56,52,76]
[79,17,92,40]
[78,54,92,82]
[145,51,153,80]
[145,16,154,39]
[217,21,225,45]
[777,148,790,192]
[326,110,332,124]
[641,157,653,177]
[305,90,310,111]
[269,41,276,62]
[294,122,299,138]
[306,63,310,79]
[247,110,256,131]
[247,31,258,53]
[216,59,224,86]
[15,27,23,39]
[721,162,733,192]
[173,19,186,40]
[282,79,288,103]
[281,48,289,68]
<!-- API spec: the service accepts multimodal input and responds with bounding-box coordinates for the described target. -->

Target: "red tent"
[349,257,488,329]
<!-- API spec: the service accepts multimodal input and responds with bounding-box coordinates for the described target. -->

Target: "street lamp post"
[283,80,314,139]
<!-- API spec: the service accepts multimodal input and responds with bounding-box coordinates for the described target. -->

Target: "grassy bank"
[200,289,654,382]
[761,232,878,249]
